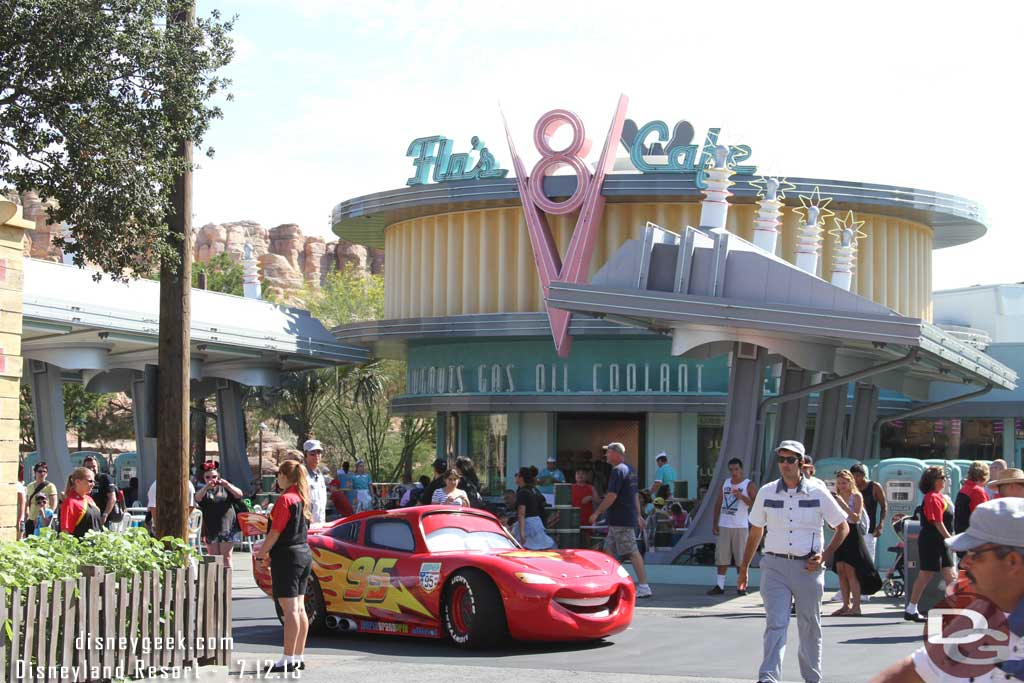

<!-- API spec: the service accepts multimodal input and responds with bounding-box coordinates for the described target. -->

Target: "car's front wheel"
[441,569,507,648]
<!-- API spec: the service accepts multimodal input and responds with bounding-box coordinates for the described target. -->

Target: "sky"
[193,0,1022,292]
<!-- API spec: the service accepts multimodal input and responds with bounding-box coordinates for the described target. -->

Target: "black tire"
[273,575,328,635]
[441,569,507,648]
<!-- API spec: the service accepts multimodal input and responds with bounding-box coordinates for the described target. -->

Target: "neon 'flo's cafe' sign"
[405,119,756,187]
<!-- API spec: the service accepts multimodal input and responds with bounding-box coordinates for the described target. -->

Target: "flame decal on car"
[313,546,432,618]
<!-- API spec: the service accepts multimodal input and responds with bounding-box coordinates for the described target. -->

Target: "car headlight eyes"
[616,565,631,579]
[515,572,557,585]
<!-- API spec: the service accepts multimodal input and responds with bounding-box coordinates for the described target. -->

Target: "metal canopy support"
[775,361,811,444]
[215,379,252,491]
[29,360,72,489]
[130,372,158,506]
[659,342,769,563]
[871,384,995,458]
[847,383,880,459]
[812,385,848,459]
[751,350,919,484]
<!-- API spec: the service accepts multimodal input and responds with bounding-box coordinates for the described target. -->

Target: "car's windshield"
[422,512,518,553]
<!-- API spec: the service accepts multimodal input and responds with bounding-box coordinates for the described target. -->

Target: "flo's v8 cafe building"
[331,99,1016,563]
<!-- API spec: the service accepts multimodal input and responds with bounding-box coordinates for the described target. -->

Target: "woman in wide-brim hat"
[988,468,1024,498]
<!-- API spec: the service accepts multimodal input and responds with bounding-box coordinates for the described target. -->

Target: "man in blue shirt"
[335,461,356,508]
[650,452,677,499]
[589,442,652,598]
[537,456,565,495]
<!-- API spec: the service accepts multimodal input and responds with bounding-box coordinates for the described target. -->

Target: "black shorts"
[918,536,953,572]
[270,547,312,599]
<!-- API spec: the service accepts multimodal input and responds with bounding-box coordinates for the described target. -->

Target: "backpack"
[107,488,126,523]
[463,480,485,509]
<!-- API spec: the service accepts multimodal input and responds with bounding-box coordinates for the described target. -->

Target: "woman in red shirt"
[905,466,955,622]
[59,467,103,538]
[254,461,312,673]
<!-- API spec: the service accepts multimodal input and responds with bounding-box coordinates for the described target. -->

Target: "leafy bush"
[0,529,195,589]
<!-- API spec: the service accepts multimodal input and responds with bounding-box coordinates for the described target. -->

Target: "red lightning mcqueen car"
[252,505,634,647]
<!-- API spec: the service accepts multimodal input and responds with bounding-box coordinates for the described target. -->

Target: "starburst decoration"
[794,186,835,225]
[749,176,797,201]
[828,210,867,249]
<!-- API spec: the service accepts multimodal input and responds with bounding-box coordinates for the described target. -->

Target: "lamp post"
[258,422,267,492]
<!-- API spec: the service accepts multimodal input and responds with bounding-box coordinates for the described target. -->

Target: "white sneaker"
[861,594,871,602]
[636,583,653,598]
[828,591,843,603]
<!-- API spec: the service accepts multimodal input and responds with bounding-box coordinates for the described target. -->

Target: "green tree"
[297,266,433,482]
[20,385,35,451]
[0,0,234,276]
[193,252,243,295]
[63,384,133,450]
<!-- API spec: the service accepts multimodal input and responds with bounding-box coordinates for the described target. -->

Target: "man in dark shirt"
[83,456,117,529]
[588,442,652,598]
[419,459,448,505]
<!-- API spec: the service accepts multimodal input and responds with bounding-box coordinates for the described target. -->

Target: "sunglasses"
[777,456,800,464]
[963,544,1006,561]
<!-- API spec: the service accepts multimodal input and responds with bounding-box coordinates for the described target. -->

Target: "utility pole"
[155,0,195,540]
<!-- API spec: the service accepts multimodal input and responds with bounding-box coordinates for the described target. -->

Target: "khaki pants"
[715,526,748,566]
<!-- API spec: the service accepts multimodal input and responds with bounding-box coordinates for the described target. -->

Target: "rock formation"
[17,196,386,300]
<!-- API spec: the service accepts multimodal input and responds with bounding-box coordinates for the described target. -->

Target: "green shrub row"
[0,528,195,589]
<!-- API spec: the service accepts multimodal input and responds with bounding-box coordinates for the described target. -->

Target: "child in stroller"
[882,512,911,597]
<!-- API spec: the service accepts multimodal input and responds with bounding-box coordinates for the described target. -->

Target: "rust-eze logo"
[924,591,1010,678]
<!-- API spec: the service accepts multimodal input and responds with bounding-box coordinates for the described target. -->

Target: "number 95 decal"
[343,557,396,602]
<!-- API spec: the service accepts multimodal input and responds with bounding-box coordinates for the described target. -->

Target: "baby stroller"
[882,513,910,598]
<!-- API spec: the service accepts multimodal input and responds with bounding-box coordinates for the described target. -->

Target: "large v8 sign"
[252,507,635,648]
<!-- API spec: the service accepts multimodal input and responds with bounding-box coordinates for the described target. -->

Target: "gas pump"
[814,457,861,493]
[874,458,926,579]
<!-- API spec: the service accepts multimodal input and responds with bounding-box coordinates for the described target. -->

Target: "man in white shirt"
[303,439,327,524]
[147,478,196,530]
[709,457,757,596]
[871,497,1024,683]
[738,440,849,683]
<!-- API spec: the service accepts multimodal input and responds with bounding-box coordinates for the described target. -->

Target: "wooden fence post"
[47,579,63,683]
[9,586,22,683]
[81,566,103,679]
[171,567,184,669]
[222,559,233,667]
[1,586,7,681]
[35,581,50,681]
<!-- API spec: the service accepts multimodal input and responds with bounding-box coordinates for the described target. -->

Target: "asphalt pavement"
[225,557,925,683]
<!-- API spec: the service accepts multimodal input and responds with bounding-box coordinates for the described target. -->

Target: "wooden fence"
[0,556,231,682]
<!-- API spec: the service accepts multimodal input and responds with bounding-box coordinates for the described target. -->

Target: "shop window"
[466,414,508,497]
[878,418,1004,461]
[697,415,723,502]
[555,414,644,495]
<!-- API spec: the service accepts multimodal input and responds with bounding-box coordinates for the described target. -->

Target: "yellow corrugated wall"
[383,203,934,321]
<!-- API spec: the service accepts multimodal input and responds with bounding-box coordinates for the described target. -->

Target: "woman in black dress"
[905,465,956,622]
[254,461,312,673]
[194,463,245,568]
[830,470,881,615]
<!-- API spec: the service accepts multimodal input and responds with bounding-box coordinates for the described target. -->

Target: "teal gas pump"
[814,457,861,493]
[874,458,927,576]
[113,451,139,487]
